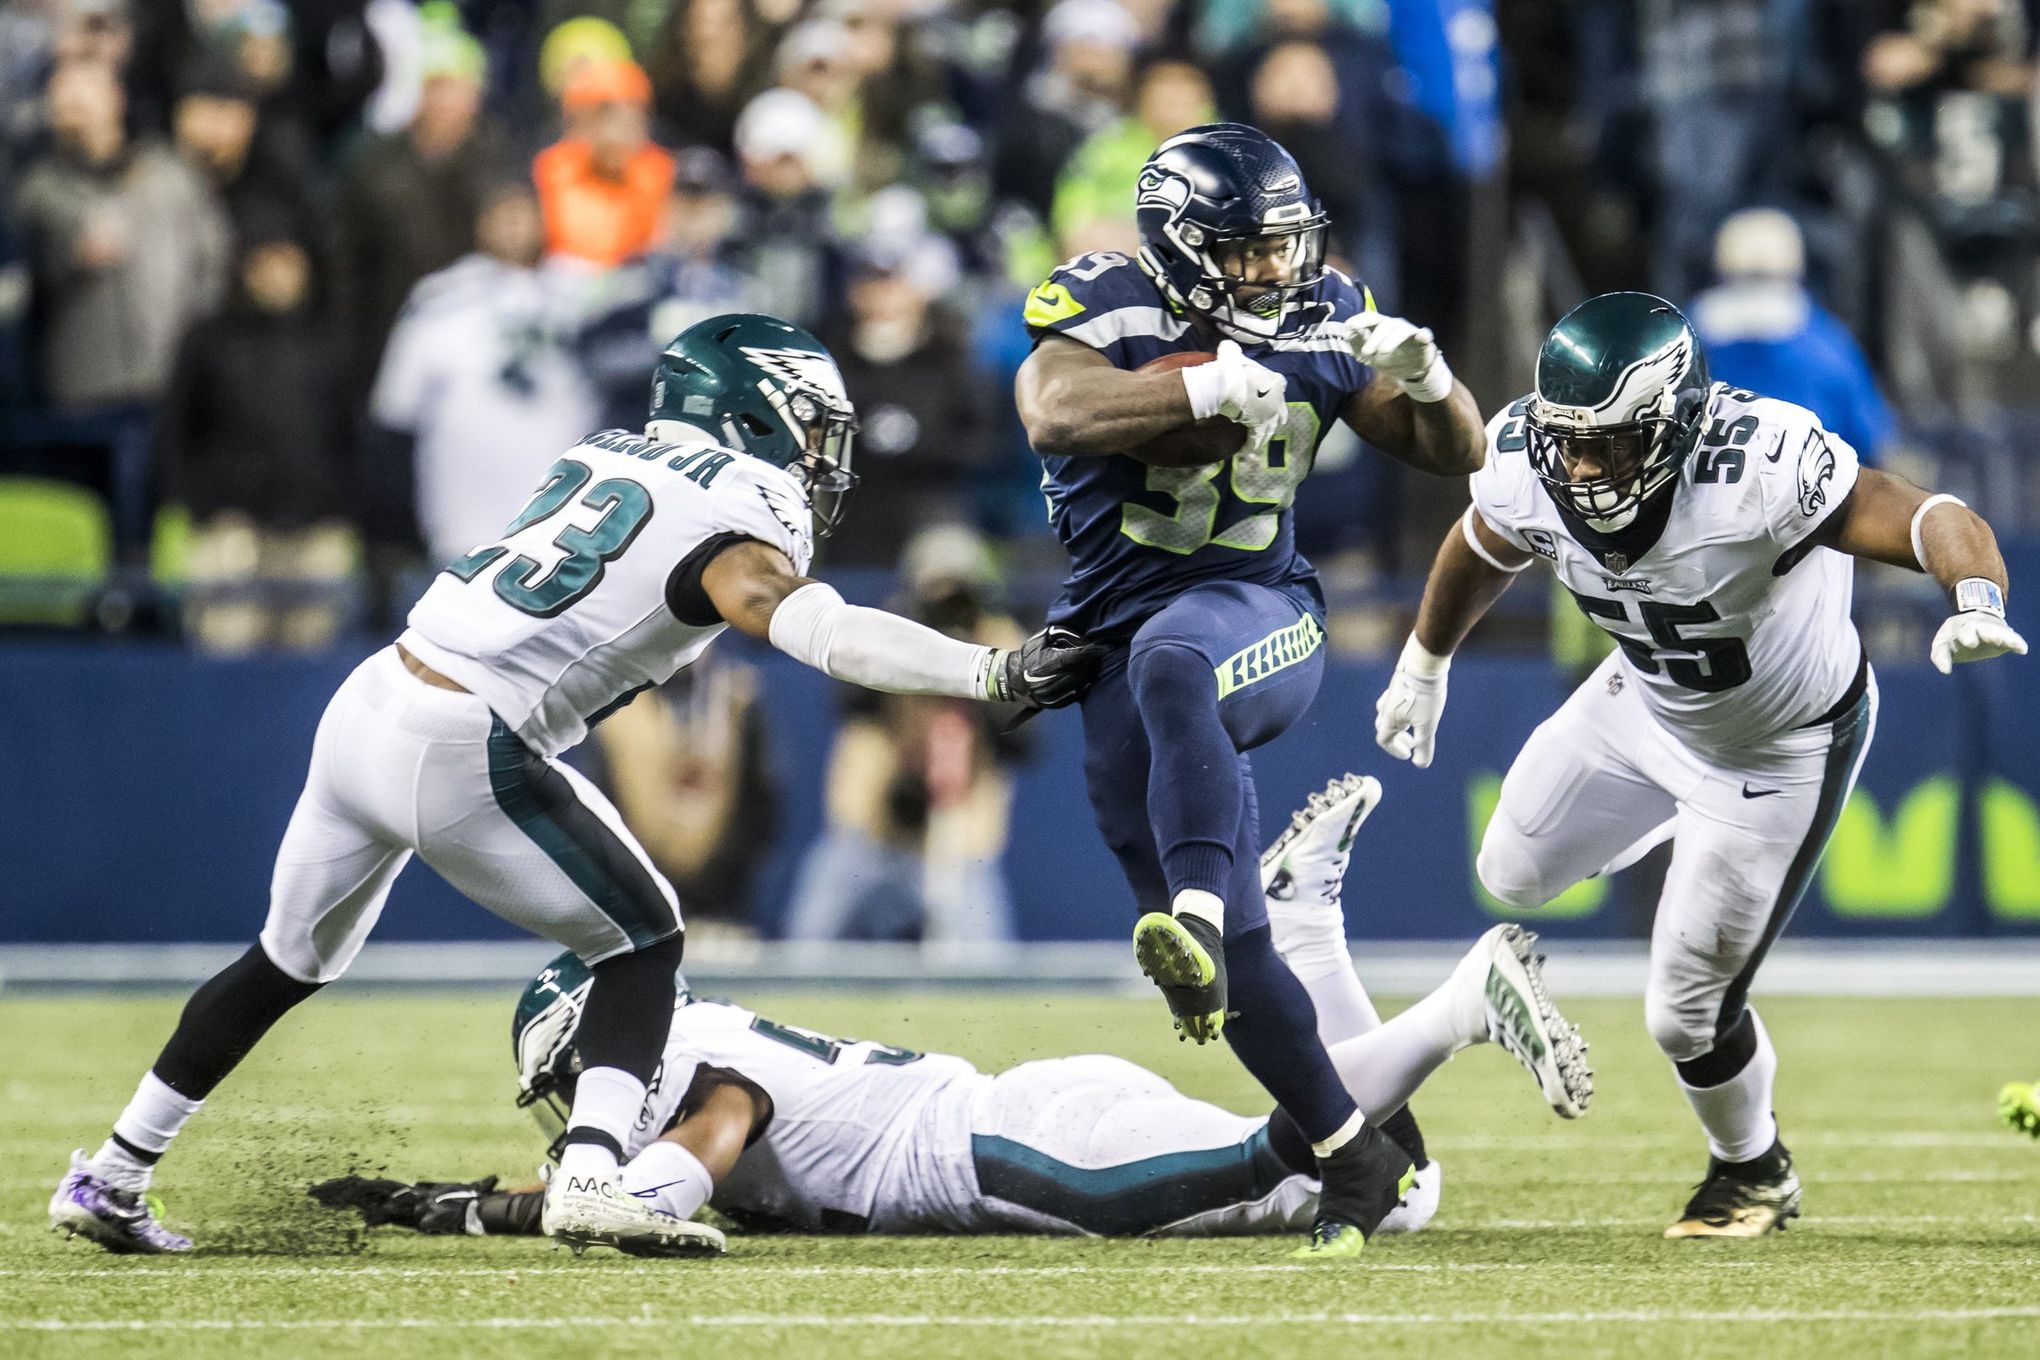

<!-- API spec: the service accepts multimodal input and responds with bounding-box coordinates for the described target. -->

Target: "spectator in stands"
[170,52,313,245]
[785,525,1029,945]
[829,0,949,183]
[534,58,676,268]
[12,60,229,414]
[645,0,780,157]
[1247,40,1376,269]
[821,233,988,567]
[157,223,353,653]
[578,147,756,432]
[334,20,502,408]
[1689,208,1895,465]
[992,0,1137,225]
[1052,56,1215,255]
[368,182,597,567]
[732,87,843,329]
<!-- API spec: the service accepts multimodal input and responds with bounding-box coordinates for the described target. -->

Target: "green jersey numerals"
[1120,401,1319,554]
[749,1015,923,1067]
[446,457,654,618]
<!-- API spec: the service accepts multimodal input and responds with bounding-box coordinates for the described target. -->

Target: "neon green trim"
[1022,281,1085,329]
[1213,613,1324,698]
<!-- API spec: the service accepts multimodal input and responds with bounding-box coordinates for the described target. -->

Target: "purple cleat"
[49,1150,192,1254]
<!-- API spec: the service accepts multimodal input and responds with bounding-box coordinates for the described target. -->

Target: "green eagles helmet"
[647,313,859,535]
[511,950,691,1159]
[1525,292,1710,529]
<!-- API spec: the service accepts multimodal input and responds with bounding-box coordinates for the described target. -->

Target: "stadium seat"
[0,477,111,627]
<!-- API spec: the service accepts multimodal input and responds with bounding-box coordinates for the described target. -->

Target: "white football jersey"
[627,999,983,1233]
[401,428,814,758]
[1472,384,1863,752]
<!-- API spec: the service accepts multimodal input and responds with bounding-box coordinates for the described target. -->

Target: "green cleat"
[1290,1220,1368,1260]
[1999,1082,2040,1138]
[1132,911,1228,1043]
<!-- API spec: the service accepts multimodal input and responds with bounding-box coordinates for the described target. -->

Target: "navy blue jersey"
[1022,251,1376,639]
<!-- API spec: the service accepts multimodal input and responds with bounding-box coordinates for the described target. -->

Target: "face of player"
[1212,231,1312,312]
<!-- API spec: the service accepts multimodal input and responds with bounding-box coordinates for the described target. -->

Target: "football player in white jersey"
[1373,292,2027,1239]
[311,777,1593,1245]
[50,314,1106,1258]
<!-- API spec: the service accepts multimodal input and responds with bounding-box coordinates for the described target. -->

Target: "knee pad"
[1643,984,1712,1064]
[1474,829,1554,911]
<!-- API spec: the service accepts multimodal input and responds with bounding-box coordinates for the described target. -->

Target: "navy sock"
[1129,641,1240,899]
[1224,924,1361,1143]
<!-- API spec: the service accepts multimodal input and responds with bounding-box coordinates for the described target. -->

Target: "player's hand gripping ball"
[1131,343,1288,462]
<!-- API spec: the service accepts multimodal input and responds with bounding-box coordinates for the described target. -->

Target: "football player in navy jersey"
[1013,124,1486,1257]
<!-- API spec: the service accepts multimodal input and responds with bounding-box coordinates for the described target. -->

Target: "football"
[1130,351,1249,463]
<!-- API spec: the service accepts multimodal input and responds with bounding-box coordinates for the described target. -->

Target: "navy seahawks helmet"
[1526,292,1711,529]
[647,313,859,535]
[1134,123,1330,342]
[512,950,691,1160]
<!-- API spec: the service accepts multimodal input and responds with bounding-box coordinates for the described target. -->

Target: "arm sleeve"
[1760,409,1861,551]
[767,582,998,700]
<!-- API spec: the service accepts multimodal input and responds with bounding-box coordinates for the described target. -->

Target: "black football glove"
[990,625,1109,709]
[309,1175,500,1235]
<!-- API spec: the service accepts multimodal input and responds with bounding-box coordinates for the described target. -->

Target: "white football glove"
[1183,339,1288,443]
[1930,610,2028,674]
[1344,312,1453,402]
[1374,635,1452,769]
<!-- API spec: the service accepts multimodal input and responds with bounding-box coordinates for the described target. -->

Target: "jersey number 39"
[1122,402,1319,554]
[446,458,655,618]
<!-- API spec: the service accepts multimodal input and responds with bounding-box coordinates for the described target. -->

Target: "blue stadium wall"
[4,638,2036,944]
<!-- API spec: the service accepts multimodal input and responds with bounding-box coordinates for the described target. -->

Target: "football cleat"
[1133,911,1228,1043]
[1464,924,1593,1119]
[1998,1082,2040,1138]
[1261,773,1382,904]
[542,1165,726,1258]
[1375,1158,1442,1235]
[1292,1122,1415,1261]
[1664,1140,1802,1239]
[49,1150,192,1254]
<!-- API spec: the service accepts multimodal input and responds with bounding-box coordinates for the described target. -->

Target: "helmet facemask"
[1525,404,1687,531]
[1155,214,1327,342]
[731,351,861,537]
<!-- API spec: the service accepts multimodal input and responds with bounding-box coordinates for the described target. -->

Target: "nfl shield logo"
[1603,551,1629,573]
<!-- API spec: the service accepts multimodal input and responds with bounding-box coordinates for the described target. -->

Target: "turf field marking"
[0,1261,1770,1280]
[13,1306,2040,1332]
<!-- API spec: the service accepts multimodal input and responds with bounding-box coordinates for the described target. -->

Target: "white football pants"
[1477,652,1875,1063]
[259,646,680,983]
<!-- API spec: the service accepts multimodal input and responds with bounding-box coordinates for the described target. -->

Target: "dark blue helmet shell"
[1134,123,1330,341]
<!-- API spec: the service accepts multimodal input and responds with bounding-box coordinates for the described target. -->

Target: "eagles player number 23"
[446,457,656,617]
[1123,402,1319,555]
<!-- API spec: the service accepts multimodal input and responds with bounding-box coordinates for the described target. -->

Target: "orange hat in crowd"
[561,58,652,112]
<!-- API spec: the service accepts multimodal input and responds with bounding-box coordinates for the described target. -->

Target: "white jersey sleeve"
[700,456,816,576]
[1749,403,1861,553]
[1468,403,1549,558]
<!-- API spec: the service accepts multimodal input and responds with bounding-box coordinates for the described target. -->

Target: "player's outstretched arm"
[1016,334,1286,465]
[1376,508,1533,766]
[1339,314,1485,476]
[1817,468,2027,672]
[700,538,1106,707]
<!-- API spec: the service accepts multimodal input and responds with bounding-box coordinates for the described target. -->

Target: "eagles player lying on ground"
[313,778,1592,1247]
[51,314,1104,1259]
[1013,123,1486,1259]
[1374,292,2026,1239]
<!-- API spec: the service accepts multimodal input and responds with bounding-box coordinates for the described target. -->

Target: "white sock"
[98,1073,205,1189]
[1269,903,1381,1047]
[1172,888,1224,934]
[621,1141,715,1221]
[556,1066,647,1179]
[1679,1010,1780,1163]
[1310,1109,1366,1158]
[1324,975,1483,1120]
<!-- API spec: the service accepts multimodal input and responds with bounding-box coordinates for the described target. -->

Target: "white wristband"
[1398,632,1451,680]
[1461,507,1531,573]
[1401,354,1455,404]
[1909,493,1965,571]
[1954,577,2006,617]
[1181,362,1227,421]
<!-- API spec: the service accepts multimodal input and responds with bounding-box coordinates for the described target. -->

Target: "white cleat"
[542,1166,726,1258]
[1262,774,1383,904]
[1374,1158,1443,1235]
[1463,924,1593,1119]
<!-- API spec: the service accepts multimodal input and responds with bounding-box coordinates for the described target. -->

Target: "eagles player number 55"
[1376,292,2025,1239]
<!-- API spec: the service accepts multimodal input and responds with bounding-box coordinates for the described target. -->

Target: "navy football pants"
[1079,580,1359,1142]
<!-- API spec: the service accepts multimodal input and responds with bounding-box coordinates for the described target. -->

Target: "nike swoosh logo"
[1022,670,1055,685]
[629,1179,690,1199]
[1742,784,1782,799]
[1763,432,1786,463]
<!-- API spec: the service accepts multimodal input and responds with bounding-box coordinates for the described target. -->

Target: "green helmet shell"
[1527,292,1710,527]
[647,313,860,533]
[511,950,693,1159]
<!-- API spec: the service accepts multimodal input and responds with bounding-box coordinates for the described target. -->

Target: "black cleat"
[1665,1138,1802,1239]
[1132,911,1229,1042]
[1292,1121,1416,1260]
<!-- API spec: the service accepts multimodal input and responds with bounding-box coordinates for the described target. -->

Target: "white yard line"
[0,1261,1776,1281]
[10,1307,2040,1332]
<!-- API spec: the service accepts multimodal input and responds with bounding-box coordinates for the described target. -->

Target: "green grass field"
[4,988,2038,1359]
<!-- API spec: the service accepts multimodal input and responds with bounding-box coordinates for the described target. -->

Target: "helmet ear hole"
[738,413,774,439]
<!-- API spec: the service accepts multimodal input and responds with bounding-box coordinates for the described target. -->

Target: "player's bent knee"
[1127,639,1214,705]
[1474,833,1556,911]
[1643,989,1712,1064]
